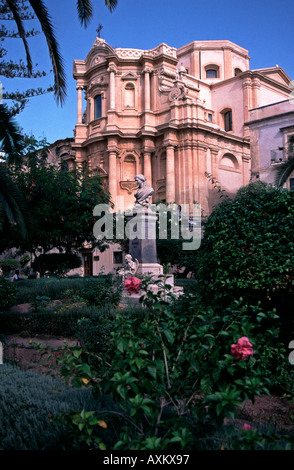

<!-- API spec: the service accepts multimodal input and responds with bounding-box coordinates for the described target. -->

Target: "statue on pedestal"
[134,174,154,207]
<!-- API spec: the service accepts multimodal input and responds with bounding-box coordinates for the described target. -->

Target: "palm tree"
[0,163,30,238]
[0,1,119,241]
[6,0,118,105]
[0,104,29,237]
[0,104,25,164]
[274,136,294,187]
[274,158,294,188]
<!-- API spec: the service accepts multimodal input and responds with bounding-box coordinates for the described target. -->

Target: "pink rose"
[124,276,142,295]
[231,337,253,360]
[241,423,255,431]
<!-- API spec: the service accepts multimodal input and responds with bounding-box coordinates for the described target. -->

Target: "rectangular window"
[94,94,102,119]
[206,69,217,78]
[224,111,232,132]
[113,251,123,264]
[290,178,294,190]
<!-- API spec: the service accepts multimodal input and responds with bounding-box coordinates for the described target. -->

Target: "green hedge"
[14,276,115,304]
[0,306,112,337]
[0,364,121,450]
[0,278,16,309]
[0,258,20,276]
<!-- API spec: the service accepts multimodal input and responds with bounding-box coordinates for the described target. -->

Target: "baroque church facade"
[58,37,292,274]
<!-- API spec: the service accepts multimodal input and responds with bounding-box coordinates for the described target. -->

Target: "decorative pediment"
[86,38,115,69]
[121,72,138,81]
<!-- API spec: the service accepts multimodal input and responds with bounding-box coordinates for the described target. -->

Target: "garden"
[0,181,294,451]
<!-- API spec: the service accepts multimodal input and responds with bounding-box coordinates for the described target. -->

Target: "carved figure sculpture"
[134,174,154,207]
[118,254,139,277]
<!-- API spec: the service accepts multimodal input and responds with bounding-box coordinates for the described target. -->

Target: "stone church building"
[58,37,292,275]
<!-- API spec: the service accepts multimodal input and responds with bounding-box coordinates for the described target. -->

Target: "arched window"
[205,65,219,79]
[220,153,239,170]
[234,68,242,76]
[94,94,102,119]
[125,82,135,108]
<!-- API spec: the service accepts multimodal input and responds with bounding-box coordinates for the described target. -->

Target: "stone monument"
[120,174,183,305]
[128,174,163,276]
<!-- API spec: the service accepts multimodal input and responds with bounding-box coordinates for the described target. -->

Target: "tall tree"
[4,159,111,256]
[0,104,29,239]
[0,0,118,114]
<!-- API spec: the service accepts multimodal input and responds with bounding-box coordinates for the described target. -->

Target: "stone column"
[144,67,151,111]
[77,86,83,124]
[252,78,261,109]
[197,144,209,216]
[108,149,117,207]
[191,49,200,78]
[192,144,199,207]
[166,145,175,203]
[223,48,232,80]
[242,78,252,138]
[143,151,152,187]
[108,66,117,110]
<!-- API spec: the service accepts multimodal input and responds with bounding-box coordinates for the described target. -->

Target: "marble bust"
[134,174,154,207]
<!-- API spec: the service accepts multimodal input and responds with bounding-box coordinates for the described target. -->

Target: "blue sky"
[3,0,294,144]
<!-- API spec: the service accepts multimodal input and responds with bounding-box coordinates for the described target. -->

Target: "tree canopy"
[2,158,111,256]
[195,180,294,340]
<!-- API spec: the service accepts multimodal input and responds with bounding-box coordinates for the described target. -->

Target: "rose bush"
[43,275,292,450]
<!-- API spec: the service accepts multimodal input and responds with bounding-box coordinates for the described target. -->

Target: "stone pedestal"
[120,206,183,307]
[127,207,163,275]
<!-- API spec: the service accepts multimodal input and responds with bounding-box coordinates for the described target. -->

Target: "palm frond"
[105,0,118,12]
[274,158,294,187]
[76,0,93,27]
[28,0,67,105]
[6,0,33,74]
[0,104,25,164]
[0,164,30,237]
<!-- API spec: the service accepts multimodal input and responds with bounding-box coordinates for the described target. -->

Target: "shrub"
[51,278,293,450]
[0,306,98,337]
[0,364,121,450]
[0,258,20,276]
[80,276,121,307]
[196,181,294,342]
[0,278,16,310]
[14,276,115,304]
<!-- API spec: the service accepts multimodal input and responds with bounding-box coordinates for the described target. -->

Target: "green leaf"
[147,366,157,379]
[201,377,213,395]
[163,329,175,344]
